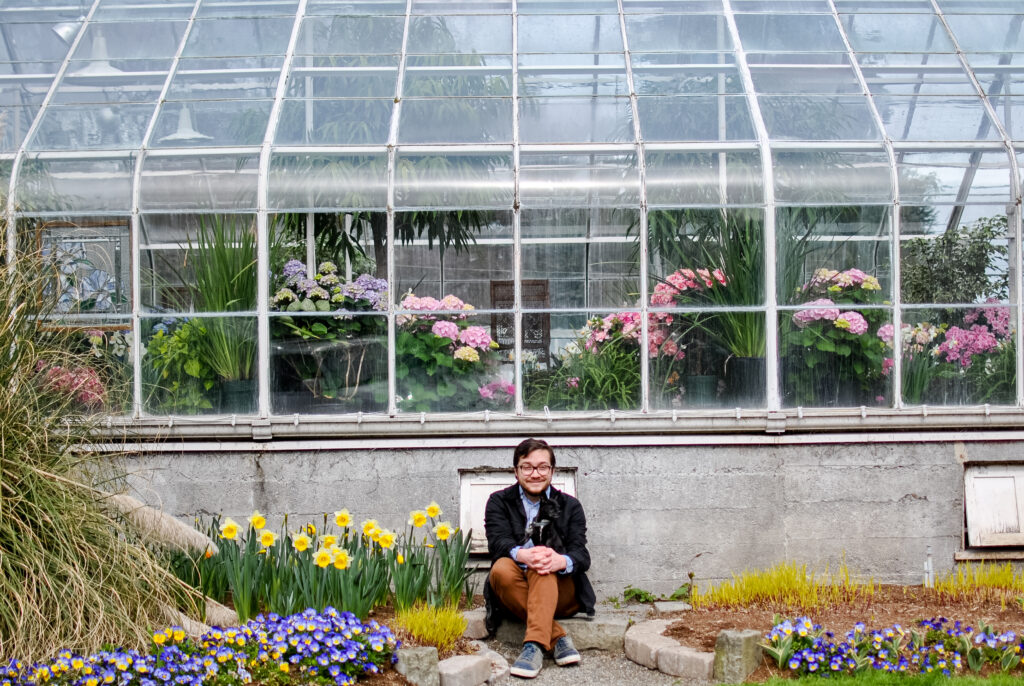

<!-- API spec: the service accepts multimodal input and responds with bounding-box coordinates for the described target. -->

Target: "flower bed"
[1,608,398,686]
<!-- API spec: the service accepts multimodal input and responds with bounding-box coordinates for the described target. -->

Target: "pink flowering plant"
[781,268,889,406]
[395,293,507,412]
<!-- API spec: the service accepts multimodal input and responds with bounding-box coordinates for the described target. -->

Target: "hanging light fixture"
[51,19,83,45]
[157,104,212,143]
[72,33,122,76]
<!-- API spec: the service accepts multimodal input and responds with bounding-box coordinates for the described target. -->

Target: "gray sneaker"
[510,641,544,678]
[552,635,581,666]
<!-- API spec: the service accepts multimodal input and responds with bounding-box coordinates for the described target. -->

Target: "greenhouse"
[2,0,1023,437]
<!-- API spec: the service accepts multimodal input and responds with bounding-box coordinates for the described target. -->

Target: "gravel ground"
[485,640,690,686]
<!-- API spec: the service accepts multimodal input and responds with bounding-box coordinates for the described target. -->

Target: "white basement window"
[964,465,1024,547]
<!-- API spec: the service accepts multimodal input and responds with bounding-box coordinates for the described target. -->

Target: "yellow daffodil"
[333,549,350,570]
[378,530,396,549]
[259,530,277,548]
[434,522,454,541]
[396,553,405,565]
[321,534,337,548]
[334,509,352,527]
[314,547,332,568]
[361,519,379,537]
[305,522,317,536]
[370,526,382,542]
[219,518,239,540]
[426,501,442,518]
[248,511,266,530]
[292,532,311,552]
[409,510,427,528]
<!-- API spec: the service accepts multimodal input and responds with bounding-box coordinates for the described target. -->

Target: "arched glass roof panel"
[52,72,166,105]
[874,96,1000,142]
[28,103,154,151]
[734,14,846,52]
[412,1,513,13]
[834,1,934,12]
[733,1,831,10]
[286,65,398,98]
[518,1,619,14]
[0,19,75,69]
[393,149,514,210]
[840,14,956,53]
[296,15,405,55]
[305,1,407,15]
[92,2,194,22]
[68,20,187,64]
[621,1,726,11]
[519,151,640,208]
[268,152,389,211]
[182,17,295,58]
[638,95,754,142]
[749,60,862,94]
[760,95,881,140]
[139,152,260,210]
[150,100,273,148]
[773,150,893,204]
[195,1,299,17]
[275,99,393,145]
[519,96,632,144]
[943,14,1024,55]
[645,149,763,206]
[407,15,511,55]
[398,98,513,144]
[895,150,1011,205]
[624,14,732,53]
[15,155,134,214]
[517,15,624,53]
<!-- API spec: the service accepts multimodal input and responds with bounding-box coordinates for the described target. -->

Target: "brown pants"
[489,557,579,651]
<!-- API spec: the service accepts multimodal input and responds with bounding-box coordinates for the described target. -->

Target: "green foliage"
[0,255,199,662]
[623,586,659,604]
[395,603,468,653]
[430,528,474,609]
[901,215,1009,306]
[693,559,876,611]
[762,672,1024,686]
[143,319,217,413]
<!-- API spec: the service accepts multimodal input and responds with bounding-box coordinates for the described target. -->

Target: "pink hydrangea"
[937,325,999,368]
[650,267,726,306]
[876,323,895,344]
[834,311,868,335]
[431,320,459,341]
[882,357,894,377]
[792,299,840,328]
[453,346,480,363]
[479,379,514,402]
[459,326,493,350]
[966,299,1012,340]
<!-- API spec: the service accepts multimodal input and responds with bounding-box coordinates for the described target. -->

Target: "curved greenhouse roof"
[2,0,1023,436]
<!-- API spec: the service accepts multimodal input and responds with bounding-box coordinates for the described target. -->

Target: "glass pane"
[28,103,154,150]
[306,1,407,14]
[759,95,881,140]
[395,307,512,413]
[860,63,979,97]
[0,105,39,152]
[900,212,1009,305]
[780,305,892,408]
[17,156,134,213]
[519,65,628,97]
[36,219,132,319]
[624,14,733,52]
[519,96,633,143]
[142,315,257,415]
[0,21,75,65]
[776,206,892,303]
[648,312,723,410]
[94,3,194,21]
[139,214,257,315]
[622,0,726,10]
[393,214,512,310]
[269,153,389,211]
[633,64,742,96]
[408,15,512,54]
[519,0,619,12]
[899,306,1015,405]
[413,1,513,12]
[394,150,513,209]
[518,15,624,53]
[945,15,1024,54]
[519,152,640,208]
[834,0,934,11]
[167,71,280,100]
[70,21,188,61]
[896,151,1011,205]
[774,151,893,204]
[404,65,512,96]
[52,72,165,105]
[35,323,133,415]
[195,1,299,17]
[874,96,1001,142]
[150,100,272,147]
[523,311,641,412]
[297,15,405,55]
[638,95,754,142]
[276,99,393,144]
[140,154,260,211]
[287,68,397,98]
[750,65,862,94]
[988,95,1024,143]
[183,17,295,57]
[398,98,513,144]
[645,150,763,206]
[734,14,846,52]
[522,208,639,310]
[840,14,956,53]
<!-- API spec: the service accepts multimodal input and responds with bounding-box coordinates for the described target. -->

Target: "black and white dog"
[522,494,566,554]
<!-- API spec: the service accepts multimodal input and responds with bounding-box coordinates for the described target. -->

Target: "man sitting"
[483,438,596,679]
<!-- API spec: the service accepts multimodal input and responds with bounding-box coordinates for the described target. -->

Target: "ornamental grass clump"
[0,255,199,662]
[394,603,467,654]
[933,562,1024,607]
[692,560,876,612]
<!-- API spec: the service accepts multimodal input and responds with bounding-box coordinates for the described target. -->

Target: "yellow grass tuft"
[394,603,468,653]
[933,561,1024,605]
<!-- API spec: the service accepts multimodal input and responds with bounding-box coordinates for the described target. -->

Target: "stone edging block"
[623,620,764,683]
[624,619,677,669]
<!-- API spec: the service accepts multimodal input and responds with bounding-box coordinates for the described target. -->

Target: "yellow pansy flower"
[425,501,442,518]
[434,522,454,541]
[334,509,352,528]
[278,663,289,673]
[333,549,350,570]
[378,530,396,549]
[314,547,332,568]
[219,518,239,540]
[172,627,185,642]
[321,534,338,548]
[259,530,277,548]
[292,532,311,552]
[248,511,266,530]
[361,519,379,537]
[152,632,167,645]
[408,510,427,528]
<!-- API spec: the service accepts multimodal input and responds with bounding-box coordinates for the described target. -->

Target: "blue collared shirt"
[510,485,574,574]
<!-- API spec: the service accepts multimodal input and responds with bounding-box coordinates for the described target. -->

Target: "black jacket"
[483,483,596,634]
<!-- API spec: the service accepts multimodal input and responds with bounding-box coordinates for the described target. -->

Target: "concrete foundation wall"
[124,435,1003,598]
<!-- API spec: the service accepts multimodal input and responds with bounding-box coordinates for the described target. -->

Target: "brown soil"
[662,585,1024,681]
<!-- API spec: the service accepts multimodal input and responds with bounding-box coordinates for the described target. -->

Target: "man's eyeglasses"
[518,464,552,476]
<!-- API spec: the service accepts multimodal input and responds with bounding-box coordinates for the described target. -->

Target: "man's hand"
[517,546,567,575]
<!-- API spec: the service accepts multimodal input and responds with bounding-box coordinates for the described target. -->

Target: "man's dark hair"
[513,438,555,469]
